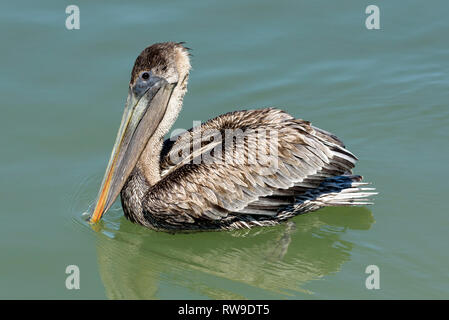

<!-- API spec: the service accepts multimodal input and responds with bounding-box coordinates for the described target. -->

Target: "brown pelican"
[89,42,376,231]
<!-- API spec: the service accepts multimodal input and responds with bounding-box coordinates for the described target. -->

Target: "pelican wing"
[146,108,357,228]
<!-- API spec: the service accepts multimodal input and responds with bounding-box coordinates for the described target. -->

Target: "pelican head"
[90,42,191,223]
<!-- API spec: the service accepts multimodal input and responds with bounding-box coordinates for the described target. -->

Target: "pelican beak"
[89,77,175,223]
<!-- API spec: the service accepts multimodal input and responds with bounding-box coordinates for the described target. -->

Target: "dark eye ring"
[141,72,150,80]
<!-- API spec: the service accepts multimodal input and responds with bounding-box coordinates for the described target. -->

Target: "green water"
[1,0,448,299]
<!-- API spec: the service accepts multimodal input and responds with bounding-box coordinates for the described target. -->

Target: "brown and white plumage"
[91,42,376,231]
[122,107,375,231]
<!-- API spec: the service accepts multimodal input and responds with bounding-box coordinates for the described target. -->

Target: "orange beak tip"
[89,209,103,224]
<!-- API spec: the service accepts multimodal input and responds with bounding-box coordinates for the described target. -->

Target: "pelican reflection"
[94,206,374,299]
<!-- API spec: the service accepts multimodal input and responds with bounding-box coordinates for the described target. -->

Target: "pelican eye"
[141,72,150,80]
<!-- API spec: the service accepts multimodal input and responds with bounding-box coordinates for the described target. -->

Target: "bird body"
[90,42,376,231]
